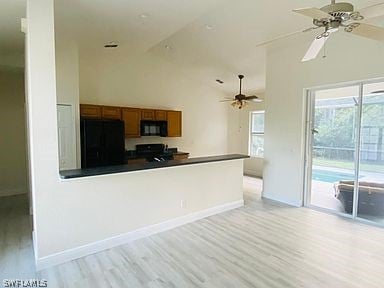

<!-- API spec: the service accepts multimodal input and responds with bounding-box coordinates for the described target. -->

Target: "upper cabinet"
[167,111,182,137]
[80,104,101,118]
[81,104,121,120]
[141,109,168,121]
[102,106,121,120]
[121,108,141,138]
[155,110,167,121]
[141,109,155,120]
[80,104,182,138]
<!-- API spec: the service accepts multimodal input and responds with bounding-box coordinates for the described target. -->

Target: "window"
[250,111,265,157]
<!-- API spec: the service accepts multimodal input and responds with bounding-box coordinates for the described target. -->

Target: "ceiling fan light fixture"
[231,101,246,109]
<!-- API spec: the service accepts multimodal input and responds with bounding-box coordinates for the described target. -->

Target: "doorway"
[305,79,384,226]
[57,104,77,170]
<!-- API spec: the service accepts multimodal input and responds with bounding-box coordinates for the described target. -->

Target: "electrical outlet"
[181,200,186,208]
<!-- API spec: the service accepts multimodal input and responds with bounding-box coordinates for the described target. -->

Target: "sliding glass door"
[306,79,384,225]
[307,85,360,215]
[357,82,384,224]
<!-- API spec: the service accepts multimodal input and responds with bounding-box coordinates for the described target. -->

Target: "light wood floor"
[1,176,384,287]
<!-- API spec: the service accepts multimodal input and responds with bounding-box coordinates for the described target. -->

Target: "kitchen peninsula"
[51,153,248,268]
[28,2,249,271]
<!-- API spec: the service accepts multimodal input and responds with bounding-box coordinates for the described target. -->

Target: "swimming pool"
[312,169,357,183]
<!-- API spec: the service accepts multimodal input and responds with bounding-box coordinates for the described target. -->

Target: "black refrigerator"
[81,118,125,168]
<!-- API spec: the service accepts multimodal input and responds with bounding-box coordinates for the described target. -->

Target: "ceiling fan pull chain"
[323,40,327,59]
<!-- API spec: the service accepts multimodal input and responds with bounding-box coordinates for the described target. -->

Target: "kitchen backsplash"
[125,137,178,151]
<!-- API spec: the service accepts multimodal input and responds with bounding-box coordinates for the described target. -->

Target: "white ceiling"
[2,0,383,93]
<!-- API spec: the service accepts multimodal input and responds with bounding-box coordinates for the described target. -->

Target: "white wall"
[79,49,229,157]
[264,31,384,206]
[55,29,81,168]
[26,0,243,266]
[0,53,24,68]
[227,96,265,177]
[0,66,28,197]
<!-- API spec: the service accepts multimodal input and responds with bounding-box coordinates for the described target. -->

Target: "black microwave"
[140,121,168,137]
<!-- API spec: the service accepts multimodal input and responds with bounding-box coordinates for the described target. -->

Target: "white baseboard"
[0,189,27,197]
[32,230,38,260]
[243,170,263,178]
[35,199,244,271]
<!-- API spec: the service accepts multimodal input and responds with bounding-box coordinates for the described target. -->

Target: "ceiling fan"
[220,75,262,109]
[256,0,384,62]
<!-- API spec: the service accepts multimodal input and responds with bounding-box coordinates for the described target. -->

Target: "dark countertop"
[60,154,249,179]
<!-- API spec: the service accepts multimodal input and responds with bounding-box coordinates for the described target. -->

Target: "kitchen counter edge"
[60,154,249,179]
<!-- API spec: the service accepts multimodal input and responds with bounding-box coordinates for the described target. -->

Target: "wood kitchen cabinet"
[167,111,182,137]
[155,110,167,121]
[80,104,102,118]
[142,109,168,121]
[141,109,155,120]
[121,108,141,138]
[80,103,183,138]
[102,106,121,119]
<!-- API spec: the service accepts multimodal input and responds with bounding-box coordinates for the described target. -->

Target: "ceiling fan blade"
[302,26,322,33]
[293,8,331,20]
[302,36,328,62]
[349,23,384,42]
[301,27,338,62]
[245,96,263,102]
[357,2,384,21]
[220,99,235,102]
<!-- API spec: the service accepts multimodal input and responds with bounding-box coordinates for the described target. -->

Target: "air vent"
[104,42,119,48]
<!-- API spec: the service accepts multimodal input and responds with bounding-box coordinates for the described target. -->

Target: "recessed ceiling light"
[104,42,119,48]
[165,45,173,50]
[139,13,149,18]
[205,24,214,30]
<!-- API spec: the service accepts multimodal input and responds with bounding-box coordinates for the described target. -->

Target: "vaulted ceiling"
[53,0,384,95]
[1,0,383,93]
